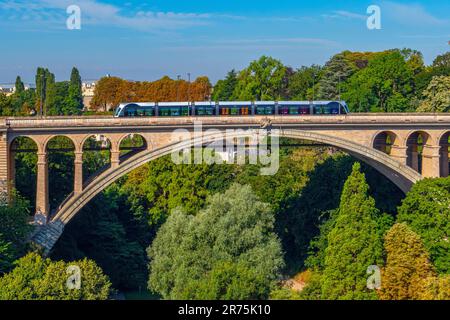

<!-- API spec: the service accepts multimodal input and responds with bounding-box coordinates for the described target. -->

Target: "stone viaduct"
[0,114,449,253]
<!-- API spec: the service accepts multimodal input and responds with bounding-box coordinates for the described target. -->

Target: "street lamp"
[312,72,315,102]
[187,73,191,102]
[176,75,181,102]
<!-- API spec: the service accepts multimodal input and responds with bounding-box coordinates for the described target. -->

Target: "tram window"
[280,107,289,115]
[196,107,204,115]
[256,107,265,115]
[159,108,170,116]
[125,107,137,117]
[299,106,310,115]
[144,108,155,116]
[289,107,299,115]
[170,108,181,116]
[313,105,324,114]
[323,106,331,114]
[181,107,189,116]
[241,107,249,115]
[326,102,340,114]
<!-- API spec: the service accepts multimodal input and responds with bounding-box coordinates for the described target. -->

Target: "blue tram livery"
[114,101,349,118]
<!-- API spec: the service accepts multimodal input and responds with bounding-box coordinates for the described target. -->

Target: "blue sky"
[0,0,449,84]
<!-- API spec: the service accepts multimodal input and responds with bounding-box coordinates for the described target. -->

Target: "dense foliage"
[91,76,212,111]
[380,223,436,300]
[397,177,450,274]
[0,195,33,274]
[0,252,111,300]
[147,184,284,300]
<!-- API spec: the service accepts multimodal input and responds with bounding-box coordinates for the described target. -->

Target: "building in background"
[82,81,97,110]
[0,83,34,96]
[0,85,15,96]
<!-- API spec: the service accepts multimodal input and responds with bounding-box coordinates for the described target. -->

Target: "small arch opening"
[82,135,112,184]
[10,136,38,212]
[439,132,450,177]
[406,131,431,174]
[119,134,148,161]
[373,131,398,155]
[46,136,75,213]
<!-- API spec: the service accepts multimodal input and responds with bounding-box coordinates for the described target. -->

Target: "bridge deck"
[2,114,450,130]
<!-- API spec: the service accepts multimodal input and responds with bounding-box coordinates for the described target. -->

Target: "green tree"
[148,184,284,300]
[380,223,436,300]
[51,188,148,290]
[287,65,322,100]
[397,177,450,273]
[321,163,383,300]
[417,76,450,112]
[234,56,287,100]
[343,51,414,112]
[122,155,234,229]
[0,194,33,274]
[15,76,25,94]
[0,252,112,300]
[35,67,46,115]
[0,235,14,273]
[67,67,84,113]
[400,48,425,76]
[432,51,450,72]
[420,275,450,300]
[317,53,355,100]
[212,70,238,101]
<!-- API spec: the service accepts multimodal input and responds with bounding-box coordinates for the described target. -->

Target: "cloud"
[322,10,367,21]
[0,0,215,31]
[382,1,448,26]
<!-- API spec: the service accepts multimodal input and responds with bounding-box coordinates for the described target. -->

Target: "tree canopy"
[397,177,450,274]
[0,252,112,300]
[320,163,383,300]
[380,223,436,300]
[147,183,284,300]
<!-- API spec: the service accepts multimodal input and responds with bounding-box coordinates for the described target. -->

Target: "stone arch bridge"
[0,114,449,253]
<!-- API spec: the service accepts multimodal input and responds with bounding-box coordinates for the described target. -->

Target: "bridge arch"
[51,129,422,226]
[9,135,40,151]
[43,135,77,153]
[119,133,149,158]
[372,131,400,155]
[8,136,39,204]
[439,131,450,177]
[82,135,113,181]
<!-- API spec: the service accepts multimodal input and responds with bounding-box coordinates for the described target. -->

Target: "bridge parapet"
[4,114,450,130]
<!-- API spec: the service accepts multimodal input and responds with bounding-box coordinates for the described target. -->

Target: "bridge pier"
[35,152,49,224]
[111,150,121,168]
[421,145,441,178]
[441,144,449,177]
[8,151,15,194]
[390,145,408,165]
[74,151,83,194]
[0,130,8,202]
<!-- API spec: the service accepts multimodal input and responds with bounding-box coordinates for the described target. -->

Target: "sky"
[0,0,449,84]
